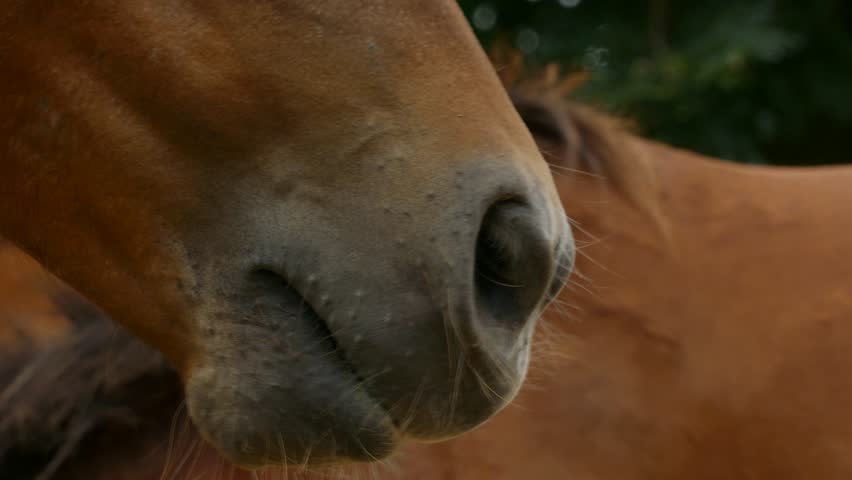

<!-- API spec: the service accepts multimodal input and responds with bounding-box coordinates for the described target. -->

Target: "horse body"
[0,1,572,467]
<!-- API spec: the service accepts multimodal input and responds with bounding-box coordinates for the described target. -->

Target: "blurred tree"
[459,0,852,165]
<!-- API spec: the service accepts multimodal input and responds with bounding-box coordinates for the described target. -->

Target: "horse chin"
[182,272,400,468]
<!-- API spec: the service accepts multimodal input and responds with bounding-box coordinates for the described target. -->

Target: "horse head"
[0,1,573,467]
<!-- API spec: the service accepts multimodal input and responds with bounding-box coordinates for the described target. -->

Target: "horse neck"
[555,133,852,323]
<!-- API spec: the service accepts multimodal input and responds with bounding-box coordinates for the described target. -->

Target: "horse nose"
[390,174,576,437]
[473,197,570,333]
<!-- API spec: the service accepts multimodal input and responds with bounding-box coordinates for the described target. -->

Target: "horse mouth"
[259,269,373,394]
[185,269,399,468]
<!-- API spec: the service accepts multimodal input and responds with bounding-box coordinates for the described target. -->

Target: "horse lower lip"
[199,269,401,463]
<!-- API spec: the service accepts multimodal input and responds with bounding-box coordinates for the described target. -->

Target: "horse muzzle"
[182,158,574,468]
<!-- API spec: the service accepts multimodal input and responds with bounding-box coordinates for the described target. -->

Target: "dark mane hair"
[0,298,179,480]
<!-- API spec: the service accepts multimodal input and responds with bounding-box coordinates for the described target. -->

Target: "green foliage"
[459,0,852,165]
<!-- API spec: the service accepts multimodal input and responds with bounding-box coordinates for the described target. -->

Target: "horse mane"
[0,293,179,480]
[495,49,665,227]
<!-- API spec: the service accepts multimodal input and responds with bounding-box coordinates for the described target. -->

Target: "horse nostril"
[474,199,554,330]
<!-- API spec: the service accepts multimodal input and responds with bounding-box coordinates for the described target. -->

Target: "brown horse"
[7,69,852,479]
[0,0,573,470]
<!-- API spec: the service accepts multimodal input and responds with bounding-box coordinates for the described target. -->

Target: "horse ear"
[505,63,595,173]
[508,70,670,237]
[511,92,584,172]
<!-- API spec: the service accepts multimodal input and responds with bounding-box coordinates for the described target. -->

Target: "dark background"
[458,0,852,165]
